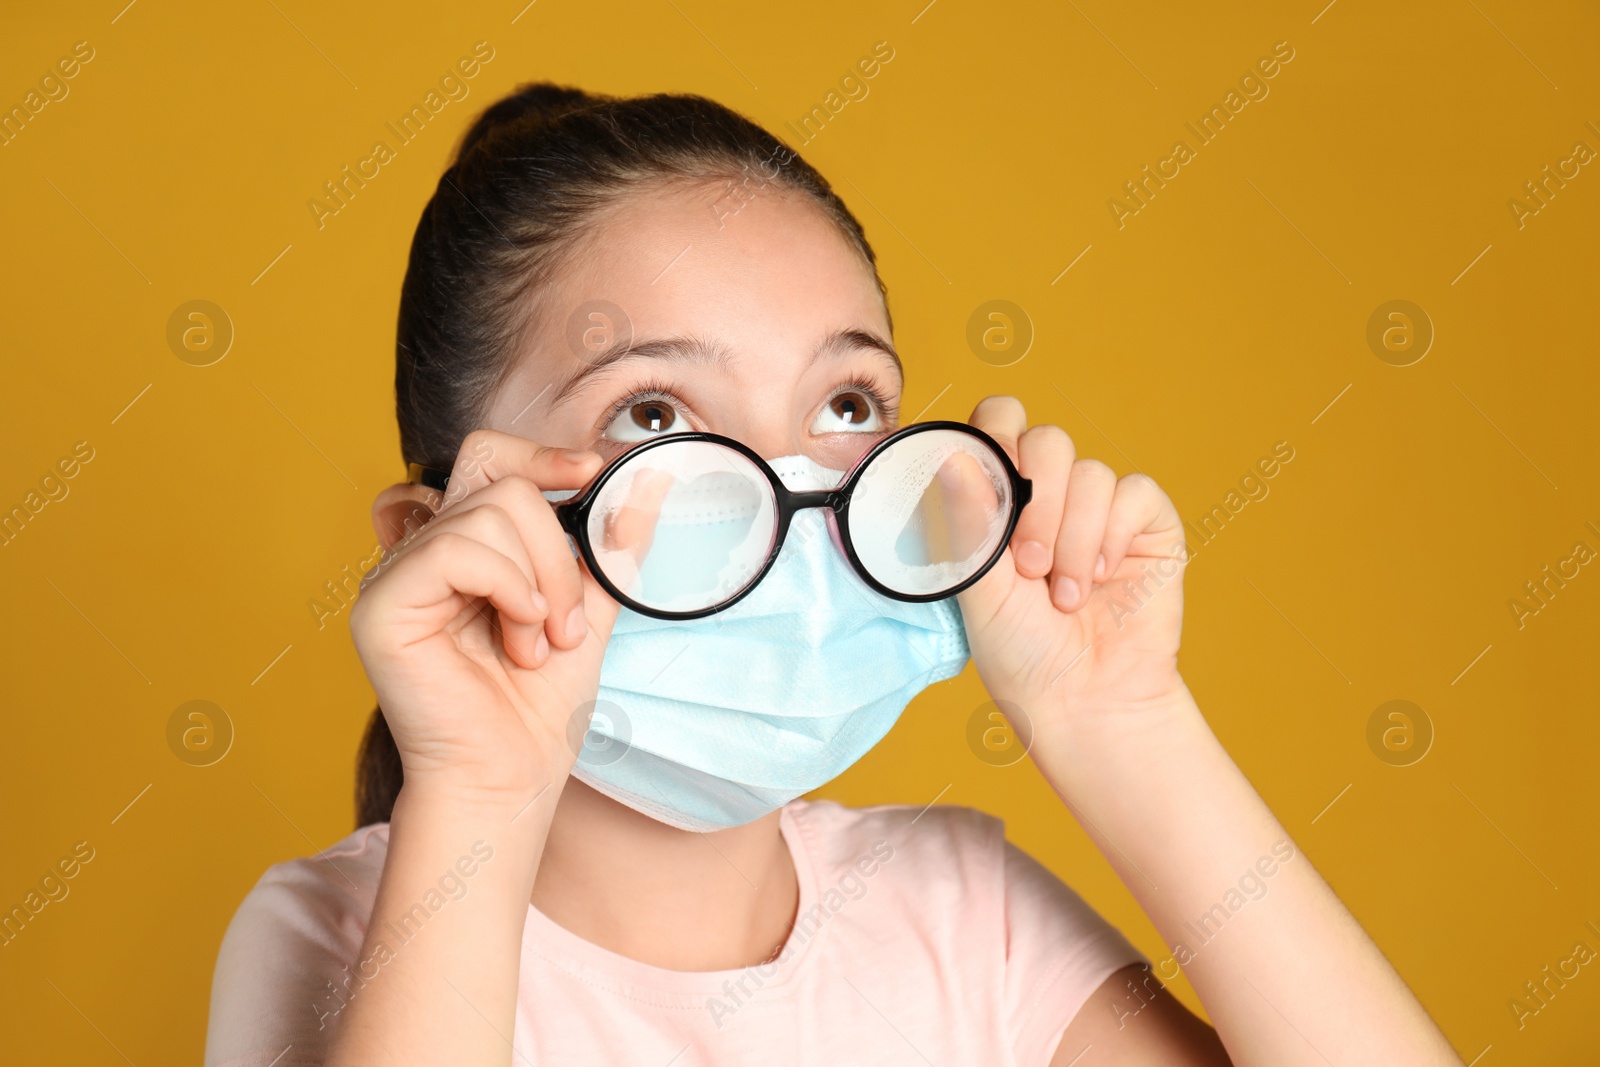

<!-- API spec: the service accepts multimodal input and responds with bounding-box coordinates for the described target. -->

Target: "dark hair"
[355,81,890,827]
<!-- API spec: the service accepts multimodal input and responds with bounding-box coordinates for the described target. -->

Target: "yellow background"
[3,0,1597,1062]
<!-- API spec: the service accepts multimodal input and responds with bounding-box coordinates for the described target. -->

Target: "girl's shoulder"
[783,794,1142,961]
[259,820,390,884]
[784,797,1146,1063]
[204,823,391,1067]
[230,821,391,928]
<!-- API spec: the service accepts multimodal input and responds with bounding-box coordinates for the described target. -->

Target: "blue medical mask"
[567,454,971,832]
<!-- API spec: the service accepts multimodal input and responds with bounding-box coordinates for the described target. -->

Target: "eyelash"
[829,376,899,426]
[594,375,900,439]
[594,376,689,438]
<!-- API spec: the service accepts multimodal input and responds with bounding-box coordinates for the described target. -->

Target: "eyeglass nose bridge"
[783,489,841,511]
[774,487,849,558]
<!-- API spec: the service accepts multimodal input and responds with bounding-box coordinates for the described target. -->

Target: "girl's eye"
[605,399,684,443]
[812,390,882,434]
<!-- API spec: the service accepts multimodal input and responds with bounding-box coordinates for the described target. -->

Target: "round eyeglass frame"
[410,420,1033,621]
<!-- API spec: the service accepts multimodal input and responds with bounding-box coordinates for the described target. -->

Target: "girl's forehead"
[541,182,889,349]
[483,183,895,429]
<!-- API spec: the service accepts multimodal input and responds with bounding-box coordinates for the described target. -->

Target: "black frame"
[411,420,1033,621]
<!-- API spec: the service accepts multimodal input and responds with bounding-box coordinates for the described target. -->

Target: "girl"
[204,83,1462,1066]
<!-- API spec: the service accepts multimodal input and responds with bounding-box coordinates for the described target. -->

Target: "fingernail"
[1016,540,1051,574]
[530,589,549,615]
[559,448,597,464]
[1053,575,1079,608]
[566,606,588,641]
[1094,553,1106,580]
[533,631,549,663]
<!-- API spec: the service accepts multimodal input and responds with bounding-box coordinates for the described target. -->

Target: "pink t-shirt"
[205,798,1145,1066]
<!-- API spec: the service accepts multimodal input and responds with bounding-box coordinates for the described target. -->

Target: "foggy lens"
[586,439,777,613]
[847,429,1011,596]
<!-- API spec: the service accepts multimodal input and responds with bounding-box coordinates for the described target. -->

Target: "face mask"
[567,453,972,832]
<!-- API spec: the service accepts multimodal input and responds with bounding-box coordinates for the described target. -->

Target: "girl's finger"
[966,395,1028,464]
[381,497,548,621]
[436,428,604,517]
[1098,473,1184,580]
[410,501,539,589]
[484,475,594,650]
[932,449,1000,563]
[1008,424,1074,579]
[399,474,602,651]
[1051,458,1117,611]
[601,465,676,563]
[361,531,550,669]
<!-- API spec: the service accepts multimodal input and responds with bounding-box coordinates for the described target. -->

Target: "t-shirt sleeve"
[1002,839,1148,1066]
[204,836,381,1067]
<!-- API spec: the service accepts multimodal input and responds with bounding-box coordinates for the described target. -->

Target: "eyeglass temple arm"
[409,463,587,532]
[408,463,452,492]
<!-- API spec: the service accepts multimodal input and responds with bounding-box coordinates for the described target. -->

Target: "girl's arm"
[325,783,555,1066]
[321,432,620,1066]
[949,396,1460,1065]
[1045,685,1460,1064]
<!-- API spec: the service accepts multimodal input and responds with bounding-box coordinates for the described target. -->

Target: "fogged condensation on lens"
[848,429,1011,596]
[586,440,778,613]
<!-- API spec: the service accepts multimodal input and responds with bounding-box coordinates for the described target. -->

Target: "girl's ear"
[370,483,441,551]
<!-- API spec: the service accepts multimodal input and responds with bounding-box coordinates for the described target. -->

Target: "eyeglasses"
[409,420,1032,620]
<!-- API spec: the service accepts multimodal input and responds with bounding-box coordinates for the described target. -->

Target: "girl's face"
[483,179,903,473]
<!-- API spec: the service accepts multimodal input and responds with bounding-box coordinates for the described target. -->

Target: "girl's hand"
[950,396,1189,727]
[348,430,619,808]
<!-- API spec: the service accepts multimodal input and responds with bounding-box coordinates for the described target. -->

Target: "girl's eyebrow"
[548,326,902,407]
[813,327,902,379]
